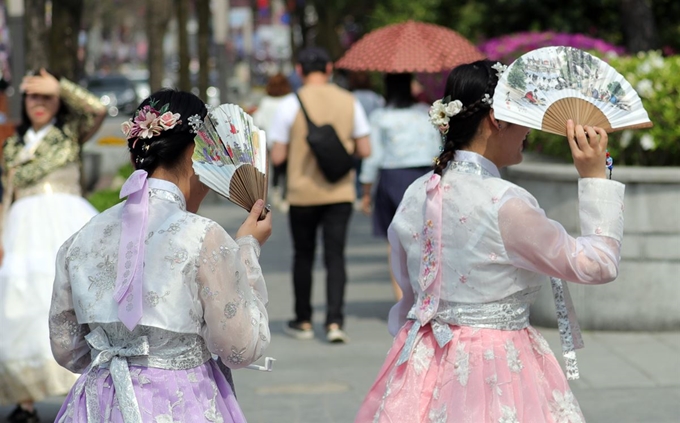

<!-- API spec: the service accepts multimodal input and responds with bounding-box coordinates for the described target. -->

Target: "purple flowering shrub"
[478,31,625,64]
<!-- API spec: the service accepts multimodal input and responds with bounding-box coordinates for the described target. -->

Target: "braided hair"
[433,60,502,176]
[127,89,207,176]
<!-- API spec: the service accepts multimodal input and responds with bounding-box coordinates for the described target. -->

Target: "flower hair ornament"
[491,62,508,79]
[428,96,463,134]
[429,93,494,135]
[121,99,183,142]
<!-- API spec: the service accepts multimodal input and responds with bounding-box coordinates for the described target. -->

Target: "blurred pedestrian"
[348,71,385,201]
[253,73,292,212]
[356,60,624,422]
[49,90,273,422]
[0,69,106,423]
[359,73,442,301]
[269,47,371,343]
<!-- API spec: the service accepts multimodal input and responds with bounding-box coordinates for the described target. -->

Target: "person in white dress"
[0,69,106,423]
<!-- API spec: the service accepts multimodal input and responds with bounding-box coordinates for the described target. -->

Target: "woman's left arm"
[197,224,270,369]
[499,180,625,284]
[49,235,91,373]
[58,78,107,143]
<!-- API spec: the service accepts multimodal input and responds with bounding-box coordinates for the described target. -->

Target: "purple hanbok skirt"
[55,359,246,422]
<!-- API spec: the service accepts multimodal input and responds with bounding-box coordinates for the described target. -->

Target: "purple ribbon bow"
[113,169,149,331]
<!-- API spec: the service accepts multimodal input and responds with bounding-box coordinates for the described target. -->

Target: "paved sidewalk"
[2,199,679,422]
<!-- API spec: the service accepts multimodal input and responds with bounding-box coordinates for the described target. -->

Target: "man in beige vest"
[269,47,371,343]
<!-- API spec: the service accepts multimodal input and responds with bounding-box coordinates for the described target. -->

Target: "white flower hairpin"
[188,114,203,134]
[491,62,508,79]
[429,96,463,134]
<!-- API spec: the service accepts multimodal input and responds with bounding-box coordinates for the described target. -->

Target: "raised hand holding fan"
[192,104,268,219]
[493,46,653,136]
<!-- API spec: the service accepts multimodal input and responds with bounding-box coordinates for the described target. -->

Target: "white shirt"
[359,104,442,184]
[253,96,287,148]
[267,91,371,144]
[18,120,56,163]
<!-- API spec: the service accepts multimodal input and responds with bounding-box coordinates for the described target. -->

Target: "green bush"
[87,163,135,212]
[87,188,124,212]
[526,51,680,166]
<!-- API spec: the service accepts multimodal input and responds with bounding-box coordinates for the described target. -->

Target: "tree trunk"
[49,0,84,81]
[313,4,343,60]
[146,0,173,92]
[175,0,190,91]
[24,0,48,72]
[620,0,659,52]
[197,0,210,101]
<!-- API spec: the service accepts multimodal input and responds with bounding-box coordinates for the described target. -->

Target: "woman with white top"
[360,73,442,300]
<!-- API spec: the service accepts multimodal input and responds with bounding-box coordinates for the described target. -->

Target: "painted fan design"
[192,104,268,217]
[493,46,653,136]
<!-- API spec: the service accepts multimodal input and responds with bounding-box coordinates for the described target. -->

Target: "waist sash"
[85,326,212,423]
[397,283,584,380]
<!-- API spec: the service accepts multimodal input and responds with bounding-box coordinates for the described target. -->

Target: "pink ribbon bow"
[415,173,444,325]
[113,169,149,331]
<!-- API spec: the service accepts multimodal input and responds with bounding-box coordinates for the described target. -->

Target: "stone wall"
[505,162,680,331]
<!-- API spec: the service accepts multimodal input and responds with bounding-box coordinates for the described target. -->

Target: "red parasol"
[336,20,486,73]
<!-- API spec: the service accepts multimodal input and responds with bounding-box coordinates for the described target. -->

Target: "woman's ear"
[488,109,502,131]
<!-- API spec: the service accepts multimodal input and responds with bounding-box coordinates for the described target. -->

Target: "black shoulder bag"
[295,93,354,183]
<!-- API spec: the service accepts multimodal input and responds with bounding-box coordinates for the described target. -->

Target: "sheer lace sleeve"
[499,178,625,284]
[49,235,92,373]
[197,224,270,369]
[387,224,416,336]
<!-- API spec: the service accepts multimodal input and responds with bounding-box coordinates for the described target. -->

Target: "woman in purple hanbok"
[48,90,273,422]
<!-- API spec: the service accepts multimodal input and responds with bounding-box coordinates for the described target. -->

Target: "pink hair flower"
[158,111,182,130]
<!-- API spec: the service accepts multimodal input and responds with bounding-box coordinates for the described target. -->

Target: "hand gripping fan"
[192,104,268,218]
[493,46,653,136]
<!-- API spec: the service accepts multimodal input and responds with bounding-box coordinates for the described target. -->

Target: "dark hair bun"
[127,89,207,175]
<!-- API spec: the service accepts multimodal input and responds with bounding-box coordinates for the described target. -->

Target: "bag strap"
[295,92,315,126]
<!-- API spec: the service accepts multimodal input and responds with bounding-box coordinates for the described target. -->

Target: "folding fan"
[493,46,653,136]
[192,104,268,218]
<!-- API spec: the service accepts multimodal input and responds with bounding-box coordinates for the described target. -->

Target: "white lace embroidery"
[428,404,448,423]
[454,342,470,386]
[412,342,435,375]
[499,405,520,423]
[372,372,395,423]
[486,374,503,396]
[528,326,553,356]
[505,339,524,373]
[549,390,584,423]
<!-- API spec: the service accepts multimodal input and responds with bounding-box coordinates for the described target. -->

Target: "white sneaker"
[326,324,349,344]
[283,321,314,340]
[269,187,283,206]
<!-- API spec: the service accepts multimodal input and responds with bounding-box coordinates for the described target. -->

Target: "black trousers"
[288,202,353,327]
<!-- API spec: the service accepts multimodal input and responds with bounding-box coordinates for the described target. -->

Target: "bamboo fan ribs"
[493,46,653,136]
[192,104,268,217]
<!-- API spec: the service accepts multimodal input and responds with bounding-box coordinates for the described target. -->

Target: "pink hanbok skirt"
[55,359,246,423]
[355,321,585,423]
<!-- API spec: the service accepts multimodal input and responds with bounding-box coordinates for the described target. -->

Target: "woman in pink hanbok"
[49,90,273,422]
[355,60,625,423]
